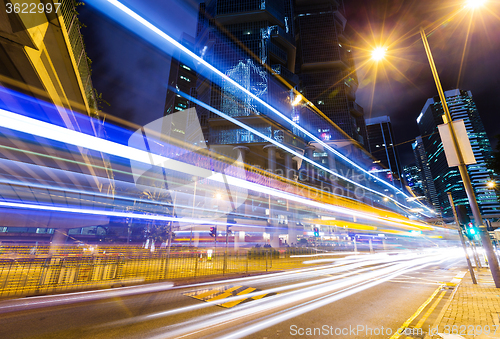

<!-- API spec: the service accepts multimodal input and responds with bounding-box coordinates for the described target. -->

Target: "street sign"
[438,119,476,167]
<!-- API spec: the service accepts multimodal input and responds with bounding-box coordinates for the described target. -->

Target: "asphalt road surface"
[0,248,467,339]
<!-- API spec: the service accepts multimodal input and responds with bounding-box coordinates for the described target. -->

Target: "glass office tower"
[417,89,500,217]
[366,116,403,186]
[294,0,367,146]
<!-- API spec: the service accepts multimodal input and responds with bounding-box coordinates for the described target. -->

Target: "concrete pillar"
[285,152,293,179]
[264,144,277,172]
[49,228,69,255]
[327,152,337,186]
[288,222,299,246]
[305,144,315,159]
[233,146,249,214]
[304,144,315,184]
[233,146,249,164]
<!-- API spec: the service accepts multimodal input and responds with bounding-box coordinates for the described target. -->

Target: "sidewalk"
[426,268,500,339]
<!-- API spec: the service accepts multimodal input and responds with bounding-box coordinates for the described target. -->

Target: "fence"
[0,245,329,299]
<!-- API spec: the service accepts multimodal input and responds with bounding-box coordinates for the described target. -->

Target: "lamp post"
[419,27,500,287]
[369,1,500,287]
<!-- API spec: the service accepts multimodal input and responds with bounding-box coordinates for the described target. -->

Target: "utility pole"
[448,192,477,284]
[421,28,500,287]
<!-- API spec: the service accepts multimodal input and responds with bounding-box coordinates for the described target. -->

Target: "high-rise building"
[403,164,425,198]
[164,34,198,116]
[412,136,440,211]
[366,116,402,186]
[417,89,500,217]
[295,0,367,146]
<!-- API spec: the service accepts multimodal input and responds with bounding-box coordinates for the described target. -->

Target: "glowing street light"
[465,0,486,9]
[371,47,387,61]
[487,181,496,189]
[292,94,303,106]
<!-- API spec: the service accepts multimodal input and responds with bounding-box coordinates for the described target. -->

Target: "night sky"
[79,0,500,166]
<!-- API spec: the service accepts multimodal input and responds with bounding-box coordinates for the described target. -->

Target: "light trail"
[84,0,435,215]
[143,249,460,338]
[90,250,449,333]
[0,107,433,231]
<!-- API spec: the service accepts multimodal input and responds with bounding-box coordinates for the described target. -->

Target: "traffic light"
[209,226,217,237]
[226,213,236,235]
[465,222,478,240]
[456,205,470,225]
[313,227,319,237]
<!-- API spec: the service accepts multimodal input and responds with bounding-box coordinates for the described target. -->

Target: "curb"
[423,272,467,339]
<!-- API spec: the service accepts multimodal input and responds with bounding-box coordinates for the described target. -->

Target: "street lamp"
[368,0,500,286]
[371,47,387,62]
[487,180,496,189]
[465,0,486,9]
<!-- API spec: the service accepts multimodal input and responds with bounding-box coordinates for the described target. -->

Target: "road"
[0,248,467,339]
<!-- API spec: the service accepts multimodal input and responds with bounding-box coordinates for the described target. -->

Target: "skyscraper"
[366,116,403,186]
[164,34,198,116]
[417,89,500,217]
[403,164,425,198]
[412,136,440,211]
[295,0,367,146]
[193,0,306,174]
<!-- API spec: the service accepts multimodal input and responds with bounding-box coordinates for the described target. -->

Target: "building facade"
[417,89,500,217]
[366,116,403,186]
[412,136,440,211]
[294,0,367,146]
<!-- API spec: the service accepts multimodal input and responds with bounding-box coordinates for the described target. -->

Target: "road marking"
[414,290,446,328]
[390,271,466,339]
[389,284,444,339]
[184,285,276,308]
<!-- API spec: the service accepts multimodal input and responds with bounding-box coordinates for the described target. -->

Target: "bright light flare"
[291,94,302,106]
[465,0,486,9]
[487,181,496,189]
[371,47,387,61]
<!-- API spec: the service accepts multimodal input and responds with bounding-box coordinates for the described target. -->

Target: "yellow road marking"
[206,286,242,302]
[237,287,256,295]
[389,284,444,339]
[251,293,267,300]
[189,288,224,300]
[220,287,257,308]
[415,291,446,329]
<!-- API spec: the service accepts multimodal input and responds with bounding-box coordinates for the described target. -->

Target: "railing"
[0,245,332,298]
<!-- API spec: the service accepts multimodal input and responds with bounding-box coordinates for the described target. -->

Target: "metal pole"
[421,28,500,287]
[470,241,482,268]
[190,178,197,248]
[448,192,477,284]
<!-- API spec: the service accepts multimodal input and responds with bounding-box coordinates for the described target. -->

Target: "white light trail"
[84,0,434,215]
[0,108,426,230]
[145,251,457,339]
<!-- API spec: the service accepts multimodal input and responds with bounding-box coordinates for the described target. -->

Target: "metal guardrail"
[0,245,323,298]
